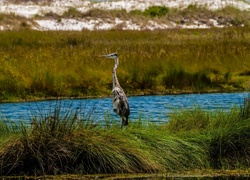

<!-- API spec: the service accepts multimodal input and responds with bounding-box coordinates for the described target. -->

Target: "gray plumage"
[101,53,130,127]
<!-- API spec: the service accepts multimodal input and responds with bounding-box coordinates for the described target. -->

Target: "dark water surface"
[0,92,249,124]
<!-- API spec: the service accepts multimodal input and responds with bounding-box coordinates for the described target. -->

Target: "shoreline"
[1,89,248,103]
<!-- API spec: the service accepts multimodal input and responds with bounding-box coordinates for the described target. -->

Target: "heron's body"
[102,53,130,127]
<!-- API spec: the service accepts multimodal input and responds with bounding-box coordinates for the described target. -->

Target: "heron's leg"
[120,118,123,129]
[120,117,128,129]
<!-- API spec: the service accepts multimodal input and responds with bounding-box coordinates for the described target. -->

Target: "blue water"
[0,92,249,124]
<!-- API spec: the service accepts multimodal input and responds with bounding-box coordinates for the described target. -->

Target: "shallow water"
[0,92,249,124]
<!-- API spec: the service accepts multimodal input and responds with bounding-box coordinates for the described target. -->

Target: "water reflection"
[0,92,249,124]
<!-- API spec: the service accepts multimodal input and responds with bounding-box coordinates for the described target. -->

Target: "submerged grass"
[0,98,250,176]
[0,27,250,101]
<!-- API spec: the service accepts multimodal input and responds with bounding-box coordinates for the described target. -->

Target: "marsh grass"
[0,28,250,101]
[167,100,250,169]
[1,99,250,176]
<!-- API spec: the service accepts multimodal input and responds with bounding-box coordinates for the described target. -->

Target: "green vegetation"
[0,28,250,101]
[143,6,170,17]
[0,97,250,176]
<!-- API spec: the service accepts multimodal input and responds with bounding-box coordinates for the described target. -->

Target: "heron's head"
[101,52,118,59]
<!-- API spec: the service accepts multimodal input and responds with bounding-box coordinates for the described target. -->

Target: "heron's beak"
[100,53,113,58]
[100,54,110,58]
[100,52,118,60]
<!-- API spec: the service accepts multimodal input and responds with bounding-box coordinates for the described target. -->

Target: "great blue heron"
[101,52,130,127]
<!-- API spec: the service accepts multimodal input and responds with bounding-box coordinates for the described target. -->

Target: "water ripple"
[0,92,249,124]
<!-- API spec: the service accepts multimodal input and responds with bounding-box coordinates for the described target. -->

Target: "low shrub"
[144,6,169,17]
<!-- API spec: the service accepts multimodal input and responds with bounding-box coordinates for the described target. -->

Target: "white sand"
[0,0,249,30]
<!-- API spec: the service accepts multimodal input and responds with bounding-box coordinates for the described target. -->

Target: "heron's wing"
[113,87,130,117]
[118,93,130,115]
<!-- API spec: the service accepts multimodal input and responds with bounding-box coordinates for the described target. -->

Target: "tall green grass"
[167,97,250,169]
[0,99,250,176]
[0,28,250,101]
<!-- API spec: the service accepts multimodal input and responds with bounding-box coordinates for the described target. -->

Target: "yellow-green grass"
[0,98,250,176]
[0,28,250,101]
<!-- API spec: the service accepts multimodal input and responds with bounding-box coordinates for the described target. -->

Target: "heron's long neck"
[112,57,120,89]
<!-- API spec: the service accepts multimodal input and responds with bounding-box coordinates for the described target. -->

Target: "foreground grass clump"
[0,107,208,176]
[1,99,250,176]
